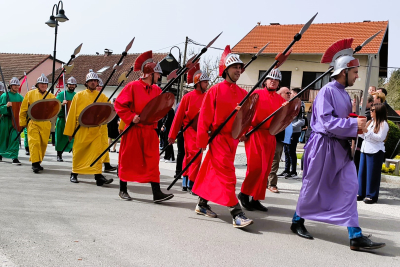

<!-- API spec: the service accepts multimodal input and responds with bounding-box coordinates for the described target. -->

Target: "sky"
[1,0,399,73]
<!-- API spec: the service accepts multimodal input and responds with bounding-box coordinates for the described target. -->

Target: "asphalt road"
[0,145,399,266]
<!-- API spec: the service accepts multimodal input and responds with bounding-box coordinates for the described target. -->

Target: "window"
[258,71,292,88]
[301,72,332,102]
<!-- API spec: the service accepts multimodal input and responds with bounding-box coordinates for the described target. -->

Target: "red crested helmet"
[218,45,244,79]
[134,51,163,78]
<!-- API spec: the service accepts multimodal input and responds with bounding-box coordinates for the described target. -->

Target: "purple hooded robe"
[296,80,359,227]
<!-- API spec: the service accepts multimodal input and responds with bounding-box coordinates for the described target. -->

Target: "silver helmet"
[9,77,21,86]
[331,54,360,77]
[67,76,77,85]
[86,70,100,82]
[266,68,282,81]
[37,73,49,84]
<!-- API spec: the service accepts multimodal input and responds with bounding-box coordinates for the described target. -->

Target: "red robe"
[193,80,248,207]
[114,79,161,183]
[168,89,205,182]
[242,89,286,200]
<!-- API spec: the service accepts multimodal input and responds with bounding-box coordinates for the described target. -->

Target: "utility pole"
[178,36,188,102]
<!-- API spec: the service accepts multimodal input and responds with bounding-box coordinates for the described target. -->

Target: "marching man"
[64,71,113,186]
[0,78,24,165]
[20,74,56,173]
[55,76,77,162]
[114,50,174,203]
[96,77,117,172]
[238,69,286,211]
[192,46,253,228]
[168,64,210,194]
[291,40,386,251]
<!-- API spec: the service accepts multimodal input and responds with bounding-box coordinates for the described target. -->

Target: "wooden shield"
[140,93,175,125]
[232,94,260,139]
[78,103,116,127]
[28,99,61,122]
[269,98,301,135]
[11,102,23,132]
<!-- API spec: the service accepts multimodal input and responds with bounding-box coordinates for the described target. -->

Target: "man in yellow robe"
[96,78,117,172]
[64,71,113,186]
[19,74,56,173]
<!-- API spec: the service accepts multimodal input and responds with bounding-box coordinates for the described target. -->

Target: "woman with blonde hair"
[357,103,389,204]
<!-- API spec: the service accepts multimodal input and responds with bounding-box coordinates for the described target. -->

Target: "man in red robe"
[114,51,174,203]
[168,64,210,194]
[192,46,253,228]
[238,69,285,211]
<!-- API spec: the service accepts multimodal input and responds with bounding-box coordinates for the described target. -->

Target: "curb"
[381,174,400,185]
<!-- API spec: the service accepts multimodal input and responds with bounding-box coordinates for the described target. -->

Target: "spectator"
[373,92,385,104]
[299,114,308,143]
[279,88,305,179]
[107,99,120,152]
[162,108,175,163]
[267,87,291,193]
[357,103,389,204]
[377,88,387,96]
[354,94,374,172]
[368,86,376,95]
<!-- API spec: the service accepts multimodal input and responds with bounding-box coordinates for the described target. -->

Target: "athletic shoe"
[119,191,132,201]
[164,159,176,163]
[195,204,217,218]
[25,147,30,155]
[182,187,187,192]
[0,155,2,162]
[277,171,290,177]
[233,213,253,228]
[12,159,21,165]
[285,172,298,179]
[70,173,79,183]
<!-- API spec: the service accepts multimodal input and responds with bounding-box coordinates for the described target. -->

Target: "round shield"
[78,102,116,127]
[232,94,260,139]
[189,113,200,132]
[269,98,301,135]
[28,99,61,122]
[11,102,23,132]
[140,93,175,125]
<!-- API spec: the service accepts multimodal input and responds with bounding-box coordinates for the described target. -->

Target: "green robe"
[55,90,76,152]
[0,91,24,159]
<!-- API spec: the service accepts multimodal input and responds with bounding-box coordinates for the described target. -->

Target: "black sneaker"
[182,187,187,192]
[12,159,21,165]
[277,171,290,177]
[119,191,132,201]
[285,172,298,179]
[57,156,63,162]
[0,155,2,162]
[25,147,30,155]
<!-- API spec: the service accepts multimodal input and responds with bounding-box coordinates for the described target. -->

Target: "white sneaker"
[165,159,176,163]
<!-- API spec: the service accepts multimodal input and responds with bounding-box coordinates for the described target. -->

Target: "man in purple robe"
[290,43,386,251]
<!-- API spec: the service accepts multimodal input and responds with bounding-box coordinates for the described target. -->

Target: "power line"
[153,42,185,52]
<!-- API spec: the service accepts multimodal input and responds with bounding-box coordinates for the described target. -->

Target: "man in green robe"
[55,76,77,162]
[0,78,24,164]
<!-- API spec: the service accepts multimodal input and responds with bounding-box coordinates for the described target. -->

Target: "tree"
[385,69,400,110]
[385,120,400,158]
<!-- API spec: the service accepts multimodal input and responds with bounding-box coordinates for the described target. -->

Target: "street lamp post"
[165,46,181,102]
[45,0,68,93]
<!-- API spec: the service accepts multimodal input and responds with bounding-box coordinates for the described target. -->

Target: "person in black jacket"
[161,108,175,162]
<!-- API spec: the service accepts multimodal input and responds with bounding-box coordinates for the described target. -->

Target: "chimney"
[363,20,371,22]
[270,23,280,25]
[104,49,113,56]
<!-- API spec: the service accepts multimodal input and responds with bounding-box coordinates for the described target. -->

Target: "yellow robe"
[64,89,109,174]
[19,89,55,163]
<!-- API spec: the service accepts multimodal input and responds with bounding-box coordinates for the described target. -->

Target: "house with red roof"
[232,20,389,102]
[0,53,63,96]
